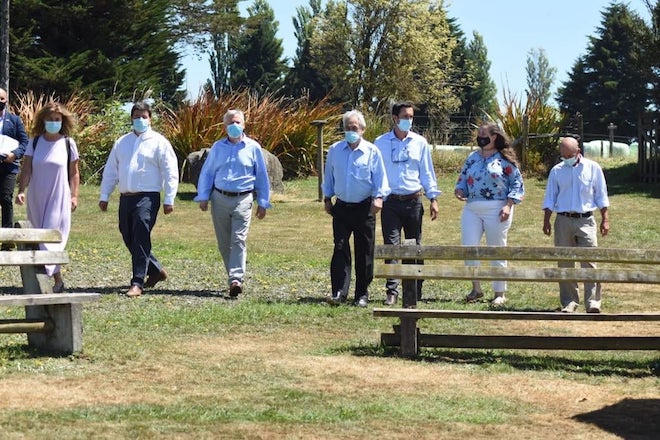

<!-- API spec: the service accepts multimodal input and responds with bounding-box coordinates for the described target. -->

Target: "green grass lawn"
[0,155,658,439]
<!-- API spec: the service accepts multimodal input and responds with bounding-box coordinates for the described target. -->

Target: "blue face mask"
[132,117,149,133]
[562,156,578,167]
[345,131,360,144]
[45,121,62,134]
[397,118,412,132]
[226,123,244,139]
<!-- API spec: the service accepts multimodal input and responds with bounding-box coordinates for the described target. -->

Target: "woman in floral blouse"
[454,122,525,306]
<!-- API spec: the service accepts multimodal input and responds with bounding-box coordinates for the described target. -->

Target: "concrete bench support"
[0,293,100,355]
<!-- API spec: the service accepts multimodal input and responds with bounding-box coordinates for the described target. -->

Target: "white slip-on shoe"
[586,300,601,313]
[491,295,506,306]
[561,301,579,313]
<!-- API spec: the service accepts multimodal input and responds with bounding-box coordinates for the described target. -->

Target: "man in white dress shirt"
[542,136,610,313]
[99,102,179,297]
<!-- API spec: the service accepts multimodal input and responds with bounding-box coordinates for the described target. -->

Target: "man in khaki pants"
[542,136,610,313]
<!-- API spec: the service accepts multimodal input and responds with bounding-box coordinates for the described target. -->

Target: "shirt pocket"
[578,169,595,198]
[135,148,157,172]
[351,161,371,181]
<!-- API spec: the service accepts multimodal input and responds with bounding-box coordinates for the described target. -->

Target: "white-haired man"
[322,110,390,307]
[195,109,271,298]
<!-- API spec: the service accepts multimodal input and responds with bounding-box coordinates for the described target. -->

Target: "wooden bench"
[373,244,660,356]
[0,223,100,355]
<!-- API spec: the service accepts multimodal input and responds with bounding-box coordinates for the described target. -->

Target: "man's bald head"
[559,136,580,158]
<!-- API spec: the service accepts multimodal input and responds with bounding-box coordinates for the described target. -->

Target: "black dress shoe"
[327,291,345,305]
[229,281,243,298]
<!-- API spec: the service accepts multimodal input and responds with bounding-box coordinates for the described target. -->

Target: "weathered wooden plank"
[373,308,660,321]
[0,250,69,266]
[399,317,418,357]
[0,318,53,333]
[375,264,660,283]
[416,335,660,350]
[0,293,101,306]
[0,228,62,244]
[375,245,660,264]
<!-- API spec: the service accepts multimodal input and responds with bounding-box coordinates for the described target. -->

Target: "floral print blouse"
[455,150,525,203]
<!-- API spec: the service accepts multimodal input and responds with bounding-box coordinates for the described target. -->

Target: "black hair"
[391,101,415,116]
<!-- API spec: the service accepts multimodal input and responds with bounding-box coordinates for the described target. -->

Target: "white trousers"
[461,200,513,292]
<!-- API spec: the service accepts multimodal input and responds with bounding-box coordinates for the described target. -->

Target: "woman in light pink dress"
[15,102,80,292]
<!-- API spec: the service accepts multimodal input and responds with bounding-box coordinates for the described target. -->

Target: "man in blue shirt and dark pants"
[375,102,441,306]
[323,110,390,308]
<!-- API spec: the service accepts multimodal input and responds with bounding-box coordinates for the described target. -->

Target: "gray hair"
[342,110,366,130]
[223,109,245,124]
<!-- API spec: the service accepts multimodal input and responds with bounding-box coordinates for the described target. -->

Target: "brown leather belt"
[388,192,421,201]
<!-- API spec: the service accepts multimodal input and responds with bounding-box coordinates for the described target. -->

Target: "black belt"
[214,187,252,197]
[387,192,421,201]
[121,191,159,197]
[336,197,371,207]
[558,211,592,218]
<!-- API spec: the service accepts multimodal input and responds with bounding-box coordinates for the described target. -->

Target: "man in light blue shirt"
[542,136,610,313]
[195,109,271,298]
[374,102,441,305]
[323,110,390,307]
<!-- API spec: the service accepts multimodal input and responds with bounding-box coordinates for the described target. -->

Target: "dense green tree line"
[3,0,659,138]
[8,0,185,104]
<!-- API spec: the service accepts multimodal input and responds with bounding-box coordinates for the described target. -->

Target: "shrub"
[493,92,565,175]
[160,90,344,180]
[11,91,123,183]
[75,101,130,183]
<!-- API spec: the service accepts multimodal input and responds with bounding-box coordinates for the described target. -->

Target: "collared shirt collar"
[391,129,411,141]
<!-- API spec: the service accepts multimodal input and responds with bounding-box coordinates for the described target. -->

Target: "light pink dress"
[25,136,79,276]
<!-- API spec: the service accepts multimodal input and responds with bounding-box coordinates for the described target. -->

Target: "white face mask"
[561,156,578,167]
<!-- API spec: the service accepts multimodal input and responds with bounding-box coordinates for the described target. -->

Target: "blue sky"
[181,0,652,104]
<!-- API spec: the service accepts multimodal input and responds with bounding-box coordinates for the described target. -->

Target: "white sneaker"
[561,301,579,313]
[491,295,506,306]
[586,300,601,313]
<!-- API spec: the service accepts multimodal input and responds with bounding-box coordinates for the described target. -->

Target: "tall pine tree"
[284,0,330,100]
[462,31,497,118]
[230,0,286,95]
[557,3,651,138]
[9,0,184,103]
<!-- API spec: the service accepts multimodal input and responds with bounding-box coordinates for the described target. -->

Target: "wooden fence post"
[521,114,529,170]
[311,120,327,202]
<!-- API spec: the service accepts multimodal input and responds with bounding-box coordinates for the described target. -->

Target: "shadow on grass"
[348,344,660,378]
[176,191,198,201]
[604,162,660,198]
[62,286,224,298]
[573,398,660,439]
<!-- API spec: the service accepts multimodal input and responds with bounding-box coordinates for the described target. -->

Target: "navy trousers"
[118,192,164,287]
